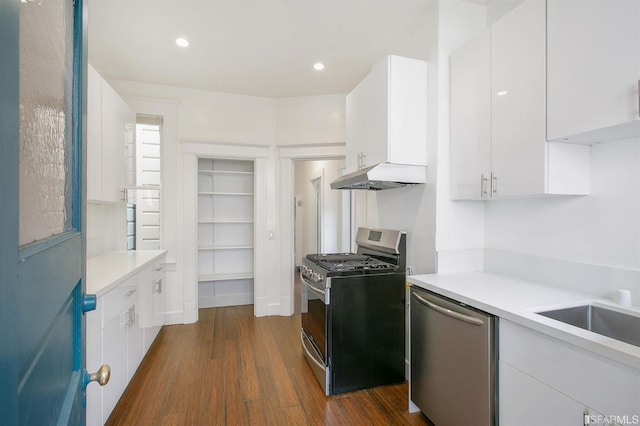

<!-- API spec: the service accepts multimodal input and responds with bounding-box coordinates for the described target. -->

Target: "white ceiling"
[88,0,437,98]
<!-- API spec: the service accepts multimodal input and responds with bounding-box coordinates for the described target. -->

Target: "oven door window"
[301,278,328,361]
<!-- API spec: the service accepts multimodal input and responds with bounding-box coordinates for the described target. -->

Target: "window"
[127,115,162,250]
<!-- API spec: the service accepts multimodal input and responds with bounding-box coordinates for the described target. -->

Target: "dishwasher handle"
[412,292,485,326]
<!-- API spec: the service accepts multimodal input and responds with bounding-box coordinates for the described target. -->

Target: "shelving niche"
[198,158,254,308]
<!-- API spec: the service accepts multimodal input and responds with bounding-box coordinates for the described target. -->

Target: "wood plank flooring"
[106,306,428,425]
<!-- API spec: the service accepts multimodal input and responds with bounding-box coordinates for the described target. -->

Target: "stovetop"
[305,253,396,274]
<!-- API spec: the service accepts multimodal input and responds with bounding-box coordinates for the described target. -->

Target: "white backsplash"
[484,249,640,307]
[87,201,127,258]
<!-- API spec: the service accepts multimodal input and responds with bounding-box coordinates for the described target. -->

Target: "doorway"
[293,159,351,313]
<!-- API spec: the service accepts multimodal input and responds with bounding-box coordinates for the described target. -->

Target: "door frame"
[279,144,347,316]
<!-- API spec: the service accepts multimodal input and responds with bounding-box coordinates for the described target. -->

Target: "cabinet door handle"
[480,174,489,198]
[121,310,131,327]
[491,173,498,196]
[153,279,162,294]
[357,152,367,170]
[131,305,136,326]
[637,80,639,118]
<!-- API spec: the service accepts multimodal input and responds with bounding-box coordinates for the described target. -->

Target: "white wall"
[276,95,346,145]
[433,0,488,273]
[86,201,126,258]
[109,80,278,145]
[486,139,640,268]
[100,78,347,320]
[484,138,640,302]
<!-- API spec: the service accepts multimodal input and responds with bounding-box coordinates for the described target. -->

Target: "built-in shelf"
[198,219,254,224]
[198,157,255,308]
[198,170,254,176]
[198,272,254,282]
[198,245,253,251]
[198,192,254,196]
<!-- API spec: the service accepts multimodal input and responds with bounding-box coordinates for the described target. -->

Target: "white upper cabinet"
[346,55,427,172]
[547,0,640,144]
[450,29,491,200]
[490,0,549,197]
[450,0,591,200]
[87,64,136,203]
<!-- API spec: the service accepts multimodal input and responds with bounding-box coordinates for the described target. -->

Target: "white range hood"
[331,55,428,191]
[330,162,427,191]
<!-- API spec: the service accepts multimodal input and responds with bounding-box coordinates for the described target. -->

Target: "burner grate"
[306,253,395,272]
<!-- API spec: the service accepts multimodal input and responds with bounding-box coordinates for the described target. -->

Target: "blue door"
[0,0,99,423]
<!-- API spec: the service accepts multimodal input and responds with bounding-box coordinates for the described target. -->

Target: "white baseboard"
[198,294,253,309]
[164,310,185,325]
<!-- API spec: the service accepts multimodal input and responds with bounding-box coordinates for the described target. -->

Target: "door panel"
[0,0,89,422]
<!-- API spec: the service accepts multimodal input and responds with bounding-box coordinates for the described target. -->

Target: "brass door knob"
[88,364,111,386]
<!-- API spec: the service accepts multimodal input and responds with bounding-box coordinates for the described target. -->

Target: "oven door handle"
[300,275,326,299]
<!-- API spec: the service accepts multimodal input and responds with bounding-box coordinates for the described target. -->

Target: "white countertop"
[87,250,167,296]
[408,272,640,370]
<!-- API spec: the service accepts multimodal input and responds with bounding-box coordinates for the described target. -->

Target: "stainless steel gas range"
[300,227,406,395]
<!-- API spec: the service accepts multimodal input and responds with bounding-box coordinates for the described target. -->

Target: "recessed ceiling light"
[313,62,325,71]
[176,37,189,48]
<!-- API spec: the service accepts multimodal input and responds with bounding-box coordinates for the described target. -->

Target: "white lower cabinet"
[499,320,639,425]
[86,255,167,425]
[140,260,166,353]
[500,361,609,426]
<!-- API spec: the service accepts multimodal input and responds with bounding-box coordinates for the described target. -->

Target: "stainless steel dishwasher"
[410,287,496,426]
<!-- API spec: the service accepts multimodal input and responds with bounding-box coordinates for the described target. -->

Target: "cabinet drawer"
[500,320,640,417]
[101,276,138,327]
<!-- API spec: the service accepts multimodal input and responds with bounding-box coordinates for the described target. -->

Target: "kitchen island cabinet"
[346,55,427,173]
[86,250,166,426]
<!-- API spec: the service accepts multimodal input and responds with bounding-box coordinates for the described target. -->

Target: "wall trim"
[278,143,345,159]
[180,141,271,319]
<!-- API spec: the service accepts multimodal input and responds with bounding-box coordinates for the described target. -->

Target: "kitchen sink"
[536,304,640,347]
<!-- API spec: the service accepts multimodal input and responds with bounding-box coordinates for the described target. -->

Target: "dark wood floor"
[106,305,428,425]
